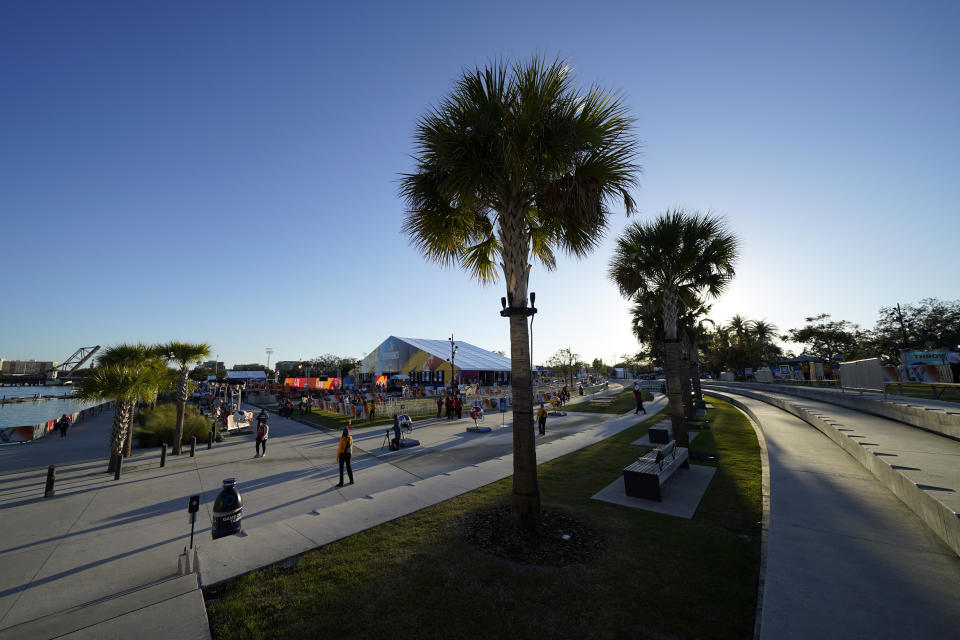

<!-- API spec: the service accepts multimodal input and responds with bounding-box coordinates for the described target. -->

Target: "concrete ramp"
[707,385,960,558]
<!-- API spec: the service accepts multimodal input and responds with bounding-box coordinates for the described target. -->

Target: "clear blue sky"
[2,0,958,368]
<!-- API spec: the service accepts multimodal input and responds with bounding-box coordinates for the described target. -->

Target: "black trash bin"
[212,478,243,539]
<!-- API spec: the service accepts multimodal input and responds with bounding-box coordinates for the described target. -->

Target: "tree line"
[692,299,960,376]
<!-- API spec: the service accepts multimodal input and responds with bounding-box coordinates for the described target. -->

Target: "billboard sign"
[901,349,949,366]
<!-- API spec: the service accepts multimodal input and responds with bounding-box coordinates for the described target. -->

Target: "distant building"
[359,336,511,387]
[274,361,302,374]
[200,360,225,371]
[226,370,267,380]
[1,359,57,375]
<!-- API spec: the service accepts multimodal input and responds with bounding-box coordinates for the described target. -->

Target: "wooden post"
[44,465,56,497]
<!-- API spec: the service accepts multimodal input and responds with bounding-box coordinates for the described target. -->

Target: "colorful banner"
[902,349,950,366]
[283,377,343,390]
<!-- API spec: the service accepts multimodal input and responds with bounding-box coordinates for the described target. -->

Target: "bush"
[134,403,214,448]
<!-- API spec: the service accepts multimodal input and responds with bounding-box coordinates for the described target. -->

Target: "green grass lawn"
[284,408,398,431]
[207,396,760,640]
[885,382,960,404]
[562,388,654,414]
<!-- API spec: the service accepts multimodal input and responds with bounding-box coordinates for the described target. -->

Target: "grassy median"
[207,396,761,640]
[561,388,654,414]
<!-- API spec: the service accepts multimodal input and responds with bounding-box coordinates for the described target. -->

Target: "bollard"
[190,436,196,457]
[161,443,167,467]
[44,465,56,497]
[114,455,122,480]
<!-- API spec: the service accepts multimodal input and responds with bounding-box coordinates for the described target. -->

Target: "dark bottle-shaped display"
[212,478,242,539]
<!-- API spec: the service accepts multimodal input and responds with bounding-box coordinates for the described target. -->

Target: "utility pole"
[895,303,909,351]
[447,333,459,393]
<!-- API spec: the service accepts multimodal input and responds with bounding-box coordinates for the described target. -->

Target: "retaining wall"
[0,401,112,443]
[706,381,960,440]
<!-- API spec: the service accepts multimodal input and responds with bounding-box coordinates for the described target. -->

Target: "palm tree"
[164,342,211,455]
[609,209,739,447]
[750,319,780,366]
[76,363,166,477]
[400,57,639,529]
[96,343,168,459]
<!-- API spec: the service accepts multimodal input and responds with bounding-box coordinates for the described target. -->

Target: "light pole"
[265,348,274,373]
[447,333,459,393]
[529,292,536,386]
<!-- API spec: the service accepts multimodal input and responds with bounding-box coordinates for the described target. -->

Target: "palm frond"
[400,55,641,284]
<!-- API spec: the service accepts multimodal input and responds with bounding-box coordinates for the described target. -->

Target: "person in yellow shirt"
[336,428,354,486]
[536,403,547,436]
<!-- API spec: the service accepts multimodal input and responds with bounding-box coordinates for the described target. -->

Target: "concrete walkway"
[711,390,960,639]
[0,384,660,638]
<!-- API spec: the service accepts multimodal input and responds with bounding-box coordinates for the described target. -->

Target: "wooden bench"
[623,440,690,501]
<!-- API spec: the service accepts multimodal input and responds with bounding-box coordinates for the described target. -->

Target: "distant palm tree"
[164,342,211,455]
[401,57,639,529]
[750,319,780,365]
[96,343,168,459]
[610,209,739,446]
[76,363,165,477]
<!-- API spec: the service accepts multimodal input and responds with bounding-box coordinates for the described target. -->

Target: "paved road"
[719,391,960,640]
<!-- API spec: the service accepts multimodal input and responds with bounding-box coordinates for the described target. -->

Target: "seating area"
[647,422,672,444]
[622,440,689,501]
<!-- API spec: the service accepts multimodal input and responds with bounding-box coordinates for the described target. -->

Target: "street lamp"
[529,291,536,384]
[447,333,459,393]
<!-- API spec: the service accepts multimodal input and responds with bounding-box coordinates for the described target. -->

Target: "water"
[0,386,101,428]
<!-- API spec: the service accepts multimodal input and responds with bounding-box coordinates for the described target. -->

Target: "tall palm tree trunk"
[109,400,132,474]
[501,204,540,530]
[509,312,539,529]
[680,332,695,421]
[691,344,706,410]
[123,404,137,457]
[173,369,188,455]
[661,291,689,447]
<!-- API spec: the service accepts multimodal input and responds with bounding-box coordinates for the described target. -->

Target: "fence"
[0,401,112,443]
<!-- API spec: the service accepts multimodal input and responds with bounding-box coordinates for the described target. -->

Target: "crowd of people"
[436,392,464,420]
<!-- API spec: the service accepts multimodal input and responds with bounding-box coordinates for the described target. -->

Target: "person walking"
[633,387,647,415]
[436,396,443,418]
[445,395,454,420]
[57,414,71,438]
[454,395,463,420]
[255,414,269,457]
[336,428,354,486]
[536,403,547,436]
[368,398,376,422]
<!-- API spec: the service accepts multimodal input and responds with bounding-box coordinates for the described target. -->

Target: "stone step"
[0,573,209,640]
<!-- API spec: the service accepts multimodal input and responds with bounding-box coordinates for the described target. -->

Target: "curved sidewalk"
[712,390,960,639]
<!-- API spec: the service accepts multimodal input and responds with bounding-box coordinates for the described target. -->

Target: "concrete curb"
[196,397,667,589]
[709,386,960,558]
[702,391,771,640]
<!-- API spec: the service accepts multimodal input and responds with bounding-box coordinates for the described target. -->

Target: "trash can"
[212,478,243,540]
